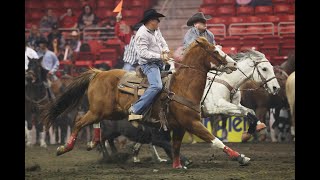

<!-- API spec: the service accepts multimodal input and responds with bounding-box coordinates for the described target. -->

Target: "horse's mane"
[230,50,266,62]
[183,37,208,57]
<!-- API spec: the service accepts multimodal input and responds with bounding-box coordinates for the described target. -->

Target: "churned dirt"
[25,141,295,180]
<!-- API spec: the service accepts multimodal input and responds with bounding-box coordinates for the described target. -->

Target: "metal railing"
[278,22,295,36]
[82,27,116,41]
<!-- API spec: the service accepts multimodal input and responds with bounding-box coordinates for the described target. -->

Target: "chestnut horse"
[42,37,250,168]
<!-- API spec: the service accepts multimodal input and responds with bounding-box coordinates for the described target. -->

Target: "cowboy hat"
[139,9,165,23]
[186,12,212,26]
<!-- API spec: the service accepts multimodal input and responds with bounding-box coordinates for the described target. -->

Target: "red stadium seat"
[278,15,295,22]
[244,16,262,23]
[132,0,146,8]
[216,6,236,17]
[219,36,243,46]
[25,1,43,9]
[202,0,218,5]
[254,6,273,16]
[216,0,235,6]
[96,9,115,19]
[242,36,263,45]
[199,7,216,16]
[259,15,280,23]
[272,0,289,5]
[236,6,254,16]
[222,46,238,55]
[94,60,113,68]
[98,49,118,63]
[274,4,295,15]
[259,44,280,56]
[74,60,93,67]
[239,45,259,52]
[43,1,60,9]
[262,35,281,45]
[76,52,96,61]
[207,17,228,24]
[227,16,246,24]
[270,56,288,65]
[104,38,125,56]
[280,44,295,56]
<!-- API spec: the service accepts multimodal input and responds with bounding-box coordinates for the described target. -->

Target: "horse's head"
[25,56,46,84]
[247,50,280,95]
[186,37,237,74]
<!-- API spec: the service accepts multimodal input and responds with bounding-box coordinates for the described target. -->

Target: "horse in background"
[286,71,295,139]
[41,37,252,169]
[240,53,294,142]
[46,73,75,145]
[202,50,280,142]
[25,57,49,147]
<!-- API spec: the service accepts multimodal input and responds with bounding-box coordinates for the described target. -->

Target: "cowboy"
[37,38,60,100]
[128,9,170,125]
[183,12,215,50]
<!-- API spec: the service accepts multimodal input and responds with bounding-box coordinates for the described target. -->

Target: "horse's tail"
[41,68,102,130]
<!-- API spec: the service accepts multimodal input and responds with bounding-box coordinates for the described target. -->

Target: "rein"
[237,60,276,92]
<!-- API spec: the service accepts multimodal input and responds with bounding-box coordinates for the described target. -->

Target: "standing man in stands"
[122,23,143,71]
[183,12,215,50]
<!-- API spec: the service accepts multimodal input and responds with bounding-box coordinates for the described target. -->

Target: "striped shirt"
[134,25,169,65]
[123,35,138,65]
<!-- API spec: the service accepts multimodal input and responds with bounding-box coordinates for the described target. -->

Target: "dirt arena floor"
[25,140,295,180]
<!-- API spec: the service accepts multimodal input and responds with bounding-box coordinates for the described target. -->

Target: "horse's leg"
[57,110,98,156]
[25,111,33,147]
[187,120,250,166]
[149,144,167,163]
[172,128,186,169]
[87,123,101,150]
[108,138,118,154]
[99,139,111,161]
[60,116,69,145]
[132,142,142,163]
[35,114,47,148]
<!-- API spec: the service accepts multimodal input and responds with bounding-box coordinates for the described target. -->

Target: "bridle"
[169,40,229,75]
[195,39,227,67]
[237,60,277,92]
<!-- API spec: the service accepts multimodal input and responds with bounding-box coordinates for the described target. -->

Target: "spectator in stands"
[183,12,215,50]
[25,40,39,71]
[65,31,82,60]
[236,0,252,6]
[127,9,170,125]
[78,5,99,30]
[100,16,117,40]
[47,23,66,57]
[115,12,132,45]
[27,25,47,52]
[37,38,60,99]
[59,8,78,28]
[122,23,143,71]
[40,9,58,29]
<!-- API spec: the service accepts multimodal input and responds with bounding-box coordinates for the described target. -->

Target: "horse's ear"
[38,56,43,62]
[27,56,32,61]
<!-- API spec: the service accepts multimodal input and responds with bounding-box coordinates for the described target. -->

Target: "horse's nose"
[233,62,237,67]
[273,86,280,93]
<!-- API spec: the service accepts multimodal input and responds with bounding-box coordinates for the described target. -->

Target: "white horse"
[201,50,281,141]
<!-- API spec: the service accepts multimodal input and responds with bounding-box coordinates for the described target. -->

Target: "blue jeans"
[123,62,136,72]
[132,61,163,114]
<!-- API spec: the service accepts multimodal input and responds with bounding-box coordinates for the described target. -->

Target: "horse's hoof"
[157,158,167,163]
[40,143,47,148]
[237,154,250,166]
[173,165,187,169]
[87,141,98,151]
[57,145,70,156]
[133,156,141,163]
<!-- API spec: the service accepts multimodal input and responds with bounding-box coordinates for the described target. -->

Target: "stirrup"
[128,114,143,121]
